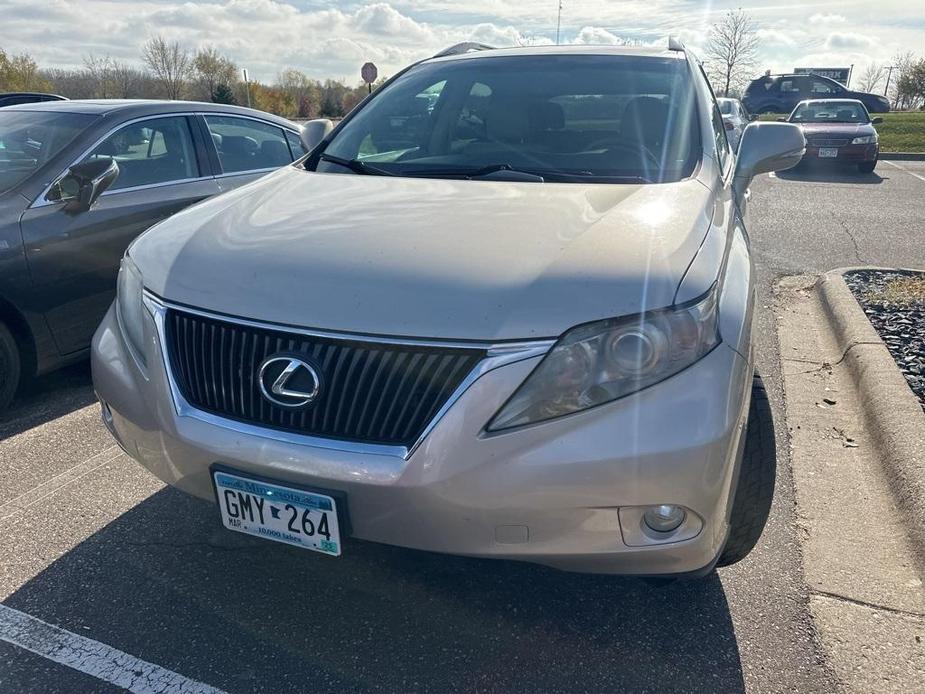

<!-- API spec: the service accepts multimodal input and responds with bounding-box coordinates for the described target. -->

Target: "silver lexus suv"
[92,43,805,576]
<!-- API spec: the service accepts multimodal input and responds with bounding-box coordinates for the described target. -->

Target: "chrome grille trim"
[144,293,554,460]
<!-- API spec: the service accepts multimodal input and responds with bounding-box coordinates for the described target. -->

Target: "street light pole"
[556,1,563,45]
[242,68,252,108]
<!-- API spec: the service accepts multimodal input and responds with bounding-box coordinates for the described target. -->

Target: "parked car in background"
[780,99,881,172]
[0,92,68,108]
[93,43,805,578]
[716,97,752,151]
[743,73,890,115]
[0,100,307,410]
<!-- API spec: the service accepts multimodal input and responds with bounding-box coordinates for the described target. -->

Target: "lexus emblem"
[258,354,322,408]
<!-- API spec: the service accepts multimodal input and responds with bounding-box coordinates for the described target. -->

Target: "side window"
[811,79,838,95]
[83,116,199,191]
[711,105,731,172]
[204,116,293,174]
[286,131,308,159]
[697,65,731,172]
[780,79,800,93]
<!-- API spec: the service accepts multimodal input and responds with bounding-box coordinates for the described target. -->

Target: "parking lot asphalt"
[1,160,924,693]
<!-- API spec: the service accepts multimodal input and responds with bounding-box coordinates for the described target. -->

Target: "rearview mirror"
[300,119,334,152]
[732,122,805,207]
[51,157,120,212]
[871,117,883,125]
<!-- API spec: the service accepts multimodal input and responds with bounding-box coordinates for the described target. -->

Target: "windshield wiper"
[404,163,545,182]
[318,153,397,176]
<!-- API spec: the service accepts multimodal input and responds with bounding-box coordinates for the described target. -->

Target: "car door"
[778,76,808,111]
[19,114,221,354]
[201,114,301,193]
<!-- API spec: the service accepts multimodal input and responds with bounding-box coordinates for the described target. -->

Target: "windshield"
[0,111,96,194]
[318,54,700,183]
[790,101,870,123]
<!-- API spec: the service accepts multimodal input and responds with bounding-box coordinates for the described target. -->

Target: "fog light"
[643,505,686,533]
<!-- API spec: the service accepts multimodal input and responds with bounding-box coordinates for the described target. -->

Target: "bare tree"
[857,63,885,93]
[705,9,760,97]
[142,35,191,100]
[192,46,238,101]
[889,51,920,110]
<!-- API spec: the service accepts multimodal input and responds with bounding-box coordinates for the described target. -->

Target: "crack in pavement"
[831,212,864,263]
[782,339,882,375]
[811,589,925,619]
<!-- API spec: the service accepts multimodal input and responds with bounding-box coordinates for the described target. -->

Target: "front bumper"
[804,143,878,162]
[92,301,752,575]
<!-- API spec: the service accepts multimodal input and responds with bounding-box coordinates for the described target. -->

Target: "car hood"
[798,122,877,137]
[132,167,714,341]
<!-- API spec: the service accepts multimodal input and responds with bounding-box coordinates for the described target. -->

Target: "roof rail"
[668,36,684,52]
[432,42,496,59]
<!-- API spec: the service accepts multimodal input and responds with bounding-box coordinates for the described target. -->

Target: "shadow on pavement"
[0,362,95,440]
[5,488,745,693]
[775,165,885,184]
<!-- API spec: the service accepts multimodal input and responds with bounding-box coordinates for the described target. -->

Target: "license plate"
[212,470,342,556]
[818,148,838,158]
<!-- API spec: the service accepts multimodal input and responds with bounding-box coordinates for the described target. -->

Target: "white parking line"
[0,604,226,693]
[883,159,925,183]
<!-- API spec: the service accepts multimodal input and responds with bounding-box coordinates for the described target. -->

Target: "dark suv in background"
[743,73,890,114]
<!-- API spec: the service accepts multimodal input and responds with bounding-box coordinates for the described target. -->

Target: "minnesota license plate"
[212,469,342,556]
[818,147,838,158]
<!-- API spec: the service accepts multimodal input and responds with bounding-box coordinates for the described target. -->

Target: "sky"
[1,0,923,84]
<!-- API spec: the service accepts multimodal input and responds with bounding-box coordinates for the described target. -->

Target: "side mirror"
[871,117,883,125]
[749,114,759,122]
[300,119,334,153]
[732,122,805,207]
[51,158,120,212]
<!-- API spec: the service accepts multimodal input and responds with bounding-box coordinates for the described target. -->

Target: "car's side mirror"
[732,122,805,207]
[300,119,334,153]
[871,117,883,125]
[50,157,120,212]
[749,114,759,121]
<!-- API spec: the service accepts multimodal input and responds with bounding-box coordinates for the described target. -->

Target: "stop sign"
[361,62,378,84]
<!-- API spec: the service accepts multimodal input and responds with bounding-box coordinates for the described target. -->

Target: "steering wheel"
[583,138,660,170]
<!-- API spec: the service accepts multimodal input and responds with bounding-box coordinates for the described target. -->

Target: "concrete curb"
[880,152,925,161]
[817,269,925,559]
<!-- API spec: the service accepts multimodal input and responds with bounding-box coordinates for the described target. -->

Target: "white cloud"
[825,31,876,50]
[809,13,848,25]
[0,0,921,83]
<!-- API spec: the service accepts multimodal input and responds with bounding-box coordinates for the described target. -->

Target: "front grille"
[164,309,485,448]
[808,138,850,147]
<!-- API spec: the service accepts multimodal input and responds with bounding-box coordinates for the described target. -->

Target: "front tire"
[858,160,877,173]
[0,322,21,412]
[716,375,777,567]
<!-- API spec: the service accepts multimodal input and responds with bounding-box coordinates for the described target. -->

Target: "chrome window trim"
[144,293,553,461]
[30,111,302,209]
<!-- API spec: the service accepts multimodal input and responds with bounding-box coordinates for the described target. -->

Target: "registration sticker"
[213,470,342,556]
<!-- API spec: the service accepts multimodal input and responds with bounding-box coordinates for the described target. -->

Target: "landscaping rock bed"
[845,269,925,411]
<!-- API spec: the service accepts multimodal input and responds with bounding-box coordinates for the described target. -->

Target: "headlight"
[116,255,146,364]
[487,288,720,431]
[851,135,877,145]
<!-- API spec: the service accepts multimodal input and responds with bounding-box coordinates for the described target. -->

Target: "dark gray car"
[0,99,307,409]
